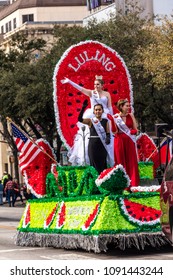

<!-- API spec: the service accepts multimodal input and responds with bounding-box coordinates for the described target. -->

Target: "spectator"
[2,171,8,198]
[22,184,33,200]
[13,178,24,205]
[0,180,3,205]
[4,175,15,207]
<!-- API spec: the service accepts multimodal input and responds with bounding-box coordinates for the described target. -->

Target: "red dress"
[114,114,140,187]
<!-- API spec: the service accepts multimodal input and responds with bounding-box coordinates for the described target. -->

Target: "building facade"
[0,0,87,51]
[84,0,154,24]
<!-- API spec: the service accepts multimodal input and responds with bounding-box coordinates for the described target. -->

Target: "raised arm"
[78,100,91,126]
[61,77,92,97]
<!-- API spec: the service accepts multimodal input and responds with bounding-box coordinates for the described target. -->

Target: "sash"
[91,90,99,100]
[114,114,138,160]
[91,118,114,166]
[114,114,136,143]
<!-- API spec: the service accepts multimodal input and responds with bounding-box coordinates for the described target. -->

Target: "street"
[0,200,173,260]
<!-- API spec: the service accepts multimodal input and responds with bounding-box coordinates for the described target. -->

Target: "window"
[5,22,8,33]
[13,18,16,29]
[9,21,12,32]
[22,14,34,24]
[1,26,4,34]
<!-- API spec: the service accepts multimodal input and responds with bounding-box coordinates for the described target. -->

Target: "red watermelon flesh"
[137,133,159,170]
[120,198,161,225]
[82,203,100,230]
[56,201,66,229]
[23,204,30,228]
[53,41,133,148]
[44,204,58,228]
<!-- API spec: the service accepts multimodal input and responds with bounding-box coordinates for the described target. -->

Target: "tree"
[0,32,50,178]
[134,16,173,129]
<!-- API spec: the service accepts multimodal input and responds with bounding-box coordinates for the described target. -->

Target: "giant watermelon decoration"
[95,164,130,194]
[53,40,134,149]
[119,198,162,226]
[23,139,56,198]
[137,133,159,171]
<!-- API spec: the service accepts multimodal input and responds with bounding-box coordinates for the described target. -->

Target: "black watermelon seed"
[112,90,117,94]
[71,124,75,128]
[68,93,73,96]
[126,205,131,209]
[141,207,145,211]
[150,217,153,221]
[128,211,132,214]
[68,113,73,116]
[110,80,114,84]
[67,102,72,105]
[76,99,81,103]
[77,92,82,95]
[35,166,39,169]
[155,214,159,218]
[139,217,142,221]
[132,214,136,218]
[77,108,80,112]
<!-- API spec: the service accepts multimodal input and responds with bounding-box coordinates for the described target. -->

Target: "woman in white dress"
[61,75,114,166]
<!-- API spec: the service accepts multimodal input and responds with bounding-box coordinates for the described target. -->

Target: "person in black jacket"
[78,101,111,174]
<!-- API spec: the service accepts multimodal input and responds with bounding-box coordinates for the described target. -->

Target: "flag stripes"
[11,123,41,173]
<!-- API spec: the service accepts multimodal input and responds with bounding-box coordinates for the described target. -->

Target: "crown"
[95,75,103,80]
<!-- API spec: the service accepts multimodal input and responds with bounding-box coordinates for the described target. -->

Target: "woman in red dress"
[112,99,140,187]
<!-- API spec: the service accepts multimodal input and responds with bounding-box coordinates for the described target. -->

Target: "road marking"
[40,254,98,260]
[0,225,16,230]
[0,248,44,253]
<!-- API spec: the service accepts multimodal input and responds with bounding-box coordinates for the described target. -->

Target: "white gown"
[68,92,114,166]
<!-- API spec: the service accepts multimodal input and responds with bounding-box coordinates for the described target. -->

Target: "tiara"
[95,75,103,80]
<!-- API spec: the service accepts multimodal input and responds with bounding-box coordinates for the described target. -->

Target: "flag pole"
[145,146,158,162]
[6,117,58,164]
[146,136,169,162]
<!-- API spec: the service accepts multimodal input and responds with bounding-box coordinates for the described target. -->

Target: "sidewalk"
[0,196,26,208]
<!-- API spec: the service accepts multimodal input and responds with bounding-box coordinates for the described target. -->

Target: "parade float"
[15,41,172,253]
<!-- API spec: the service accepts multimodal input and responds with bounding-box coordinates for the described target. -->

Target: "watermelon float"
[15,41,171,253]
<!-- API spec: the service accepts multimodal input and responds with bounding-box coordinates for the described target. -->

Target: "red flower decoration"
[53,41,133,149]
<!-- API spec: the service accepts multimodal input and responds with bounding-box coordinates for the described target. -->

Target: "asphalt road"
[0,199,173,260]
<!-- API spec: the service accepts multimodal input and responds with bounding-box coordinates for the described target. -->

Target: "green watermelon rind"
[119,198,161,226]
[126,196,161,210]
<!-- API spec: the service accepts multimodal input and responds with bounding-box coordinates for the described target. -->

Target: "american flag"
[160,137,172,165]
[11,123,41,173]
